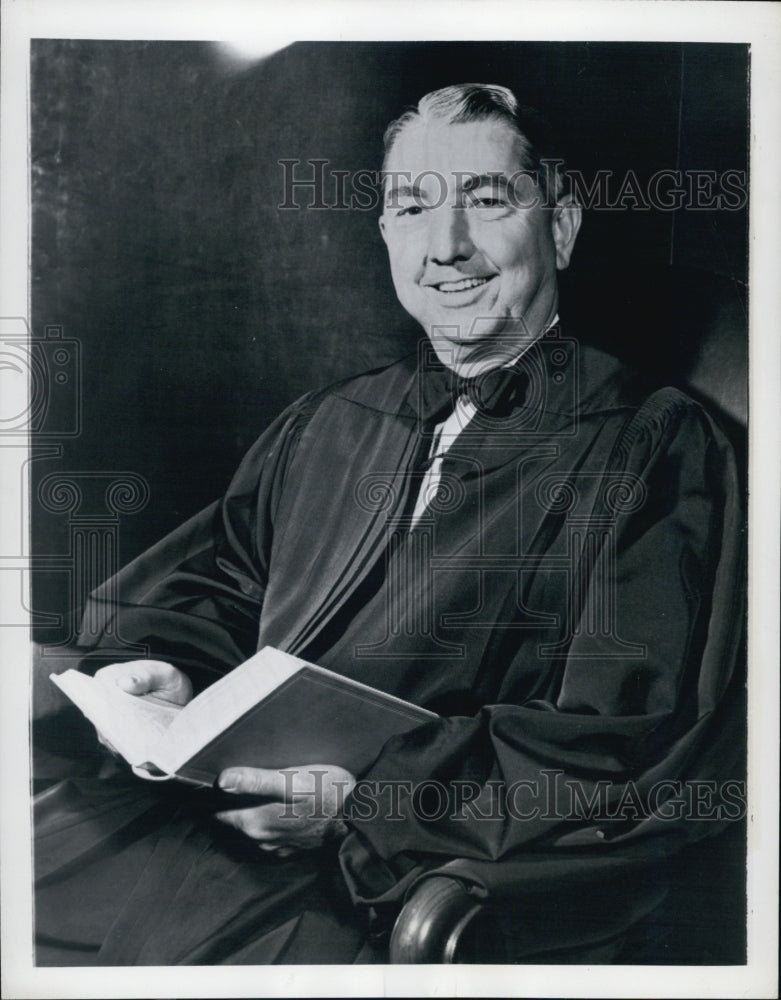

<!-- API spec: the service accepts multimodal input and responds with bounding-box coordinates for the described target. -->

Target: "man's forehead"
[384,118,527,180]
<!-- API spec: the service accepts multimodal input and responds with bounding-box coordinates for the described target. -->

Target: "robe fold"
[33,331,746,964]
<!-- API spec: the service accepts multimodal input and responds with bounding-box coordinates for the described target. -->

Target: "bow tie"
[418,362,530,424]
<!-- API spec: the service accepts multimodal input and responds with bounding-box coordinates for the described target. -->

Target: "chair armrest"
[389,875,487,963]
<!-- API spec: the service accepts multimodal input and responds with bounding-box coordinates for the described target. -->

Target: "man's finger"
[214,801,298,839]
[95,660,192,705]
[114,672,152,695]
[113,660,177,695]
[217,767,291,798]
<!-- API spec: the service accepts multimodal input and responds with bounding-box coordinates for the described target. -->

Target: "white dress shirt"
[409,318,559,528]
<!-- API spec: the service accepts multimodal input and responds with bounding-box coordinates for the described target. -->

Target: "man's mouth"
[431,276,493,293]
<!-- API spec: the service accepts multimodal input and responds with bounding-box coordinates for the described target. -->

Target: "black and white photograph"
[1,2,778,997]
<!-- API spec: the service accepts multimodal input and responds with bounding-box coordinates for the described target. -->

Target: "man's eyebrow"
[460,172,510,192]
[382,173,515,205]
[385,183,423,199]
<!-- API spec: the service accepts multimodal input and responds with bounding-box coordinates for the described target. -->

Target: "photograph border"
[2,2,779,997]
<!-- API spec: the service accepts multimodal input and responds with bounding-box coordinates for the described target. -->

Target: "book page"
[149,646,302,773]
[50,670,182,767]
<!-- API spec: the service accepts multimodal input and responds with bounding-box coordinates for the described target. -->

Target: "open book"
[50,646,436,785]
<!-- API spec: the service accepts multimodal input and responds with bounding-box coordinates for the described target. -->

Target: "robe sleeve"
[337,389,746,912]
[71,394,317,692]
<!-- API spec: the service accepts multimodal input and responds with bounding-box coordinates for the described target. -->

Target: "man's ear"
[551,195,582,270]
[378,214,388,246]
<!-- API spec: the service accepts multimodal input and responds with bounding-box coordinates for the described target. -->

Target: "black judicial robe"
[34,336,746,964]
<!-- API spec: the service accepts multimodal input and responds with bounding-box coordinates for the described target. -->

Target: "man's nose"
[426,206,473,266]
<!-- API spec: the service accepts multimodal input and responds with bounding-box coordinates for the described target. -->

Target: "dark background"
[29,40,749,642]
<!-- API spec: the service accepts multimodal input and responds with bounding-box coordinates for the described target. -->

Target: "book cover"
[50,646,436,784]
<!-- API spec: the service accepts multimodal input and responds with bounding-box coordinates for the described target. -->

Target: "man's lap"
[34,773,375,965]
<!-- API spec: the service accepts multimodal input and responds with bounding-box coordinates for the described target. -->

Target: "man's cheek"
[389,257,416,290]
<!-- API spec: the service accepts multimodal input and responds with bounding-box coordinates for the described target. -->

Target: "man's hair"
[382,83,569,206]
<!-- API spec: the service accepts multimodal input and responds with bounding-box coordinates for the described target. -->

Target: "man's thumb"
[115,671,148,694]
[218,768,288,797]
[114,660,173,695]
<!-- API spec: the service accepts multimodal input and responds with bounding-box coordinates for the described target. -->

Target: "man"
[34,84,744,964]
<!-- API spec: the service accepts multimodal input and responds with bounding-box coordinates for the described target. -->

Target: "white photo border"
[1,2,778,997]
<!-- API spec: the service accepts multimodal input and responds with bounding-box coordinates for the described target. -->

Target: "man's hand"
[94,659,193,705]
[214,765,356,856]
[92,660,193,753]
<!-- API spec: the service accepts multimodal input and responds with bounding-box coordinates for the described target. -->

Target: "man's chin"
[425,316,537,370]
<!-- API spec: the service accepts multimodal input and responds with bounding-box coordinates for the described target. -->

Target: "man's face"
[380,118,580,374]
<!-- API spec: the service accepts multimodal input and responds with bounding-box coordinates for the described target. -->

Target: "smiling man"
[379,95,580,374]
[34,84,744,965]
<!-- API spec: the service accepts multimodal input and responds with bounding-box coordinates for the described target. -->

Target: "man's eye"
[473,196,505,208]
[397,204,423,217]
